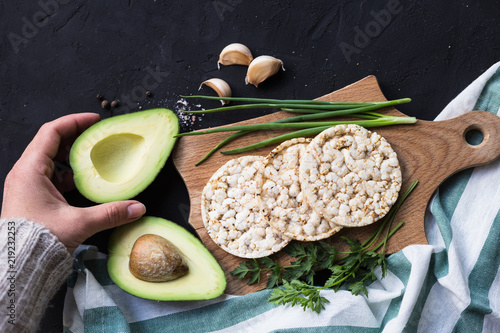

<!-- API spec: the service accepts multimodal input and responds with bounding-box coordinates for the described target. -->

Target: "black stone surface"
[0,1,499,332]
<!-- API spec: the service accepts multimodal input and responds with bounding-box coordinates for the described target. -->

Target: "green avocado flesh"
[70,109,179,203]
[107,216,227,301]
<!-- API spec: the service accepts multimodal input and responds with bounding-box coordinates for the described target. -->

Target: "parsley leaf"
[230,180,418,314]
[268,280,329,314]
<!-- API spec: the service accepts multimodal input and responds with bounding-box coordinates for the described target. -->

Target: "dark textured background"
[0,1,499,332]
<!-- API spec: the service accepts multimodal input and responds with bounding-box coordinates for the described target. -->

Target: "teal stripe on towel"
[84,306,130,333]
[129,290,276,333]
[452,65,500,333]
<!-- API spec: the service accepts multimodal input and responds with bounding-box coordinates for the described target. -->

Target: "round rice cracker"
[299,124,402,227]
[201,155,290,258]
[258,138,342,241]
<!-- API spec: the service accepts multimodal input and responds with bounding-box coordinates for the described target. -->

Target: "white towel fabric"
[64,61,500,333]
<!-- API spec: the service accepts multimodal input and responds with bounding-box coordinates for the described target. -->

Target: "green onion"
[176,115,416,137]
[180,95,373,106]
[180,98,410,114]
[220,116,415,155]
[182,103,369,114]
[191,110,354,164]
[178,95,414,165]
[220,126,332,155]
[194,131,249,166]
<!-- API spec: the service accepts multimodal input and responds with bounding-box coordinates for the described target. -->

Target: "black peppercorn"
[101,100,110,109]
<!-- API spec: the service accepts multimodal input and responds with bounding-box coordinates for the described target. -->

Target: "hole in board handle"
[464,124,485,146]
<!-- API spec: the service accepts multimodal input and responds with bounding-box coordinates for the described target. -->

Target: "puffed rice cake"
[299,124,402,227]
[201,155,290,258]
[258,138,342,241]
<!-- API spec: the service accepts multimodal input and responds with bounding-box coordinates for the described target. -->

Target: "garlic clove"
[245,55,285,88]
[199,78,232,105]
[217,43,253,69]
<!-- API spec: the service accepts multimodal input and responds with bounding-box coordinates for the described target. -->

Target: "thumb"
[79,200,146,235]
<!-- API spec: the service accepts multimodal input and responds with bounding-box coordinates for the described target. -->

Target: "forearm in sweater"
[0,218,73,333]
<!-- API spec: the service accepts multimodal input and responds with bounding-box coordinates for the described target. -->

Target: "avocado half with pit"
[108,216,227,301]
[70,109,179,203]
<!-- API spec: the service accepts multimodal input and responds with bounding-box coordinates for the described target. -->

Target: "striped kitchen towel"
[63,61,500,333]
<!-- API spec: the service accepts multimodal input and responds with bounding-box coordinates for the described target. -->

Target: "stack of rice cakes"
[201,124,402,258]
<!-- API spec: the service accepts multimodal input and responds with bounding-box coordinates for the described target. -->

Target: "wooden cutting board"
[172,75,500,295]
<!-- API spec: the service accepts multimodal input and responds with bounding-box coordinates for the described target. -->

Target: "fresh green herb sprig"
[178,95,414,165]
[232,241,338,289]
[231,180,419,314]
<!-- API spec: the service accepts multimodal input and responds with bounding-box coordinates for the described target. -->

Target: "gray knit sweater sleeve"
[0,218,73,333]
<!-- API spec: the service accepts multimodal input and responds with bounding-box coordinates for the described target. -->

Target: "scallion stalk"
[177,95,414,165]
[175,116,416,137]
[180,95,374,106]
[220,116,416,155]
[194,131,249,166]
[180,98,410,114]
[220,126,332,155]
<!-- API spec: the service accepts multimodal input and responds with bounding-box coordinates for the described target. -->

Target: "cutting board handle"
[445,110,500,168]
[377,110,500,254]
[172,76,500,295]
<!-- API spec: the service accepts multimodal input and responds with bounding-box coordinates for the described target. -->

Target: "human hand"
[1,113,146,253]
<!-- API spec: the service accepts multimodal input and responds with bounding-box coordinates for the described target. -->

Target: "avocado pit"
[129,234,189,282]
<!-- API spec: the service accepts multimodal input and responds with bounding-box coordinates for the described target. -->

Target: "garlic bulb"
[199,78,232,105]
[218,43,253,69]
[245,55,285,88]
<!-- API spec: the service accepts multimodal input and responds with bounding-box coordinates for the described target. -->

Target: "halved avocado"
[70,108,179,203]
[107,216,227,301]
